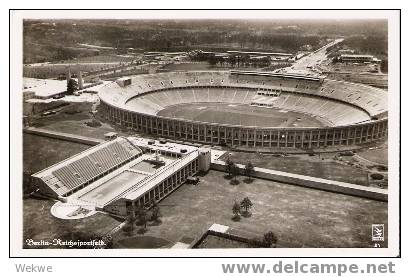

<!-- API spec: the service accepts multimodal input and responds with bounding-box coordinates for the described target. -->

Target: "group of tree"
[123,200,162,234]
[193,53,271,68]
[66,78,78,94]
[101,234,113,249]
[232,197,253,221]
[248,231,278,248]
[342,35,387,56]
[243,161,256,181]
[225,157,240,184]
[225,158,255,184]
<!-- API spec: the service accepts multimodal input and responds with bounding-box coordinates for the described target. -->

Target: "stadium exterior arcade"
[98,71,388,151]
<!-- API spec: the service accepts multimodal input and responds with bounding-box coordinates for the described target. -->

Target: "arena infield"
[157,102,328,128]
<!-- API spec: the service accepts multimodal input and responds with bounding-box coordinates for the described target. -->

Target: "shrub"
[370,173,384,180]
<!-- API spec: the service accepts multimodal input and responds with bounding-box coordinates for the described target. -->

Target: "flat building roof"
[23,78,67,98]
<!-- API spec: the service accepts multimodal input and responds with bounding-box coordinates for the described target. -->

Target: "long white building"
[32,137,211,217]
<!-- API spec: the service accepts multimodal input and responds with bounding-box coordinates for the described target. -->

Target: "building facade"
[98,71,388,151]
[99,97,387,150]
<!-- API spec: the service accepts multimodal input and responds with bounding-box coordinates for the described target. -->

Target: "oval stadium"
[98,71,387,151]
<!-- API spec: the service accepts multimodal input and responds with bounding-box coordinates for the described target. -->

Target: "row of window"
[111,160,199,216]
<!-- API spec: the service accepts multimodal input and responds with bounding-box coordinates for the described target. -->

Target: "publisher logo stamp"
[372,224,384,241]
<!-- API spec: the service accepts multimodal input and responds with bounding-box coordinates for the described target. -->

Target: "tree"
[209,55,217,66]
[67,78,78,95]
[262,231,278,248]
[136,205,148,230]
[228,55,236,67]
[150,200,161,222]
[232,201,241,221]
[231,163,240,182]
[225,157,234,177]
[244,161,255,180]
[247,237,263,248]
[380,59,388,73]
[101,234,113,249]
[240,197,253,216]
[124,206,135,232]
[261,56,271,67]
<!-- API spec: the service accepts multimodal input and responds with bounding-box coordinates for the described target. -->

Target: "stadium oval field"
[98,71,388,151]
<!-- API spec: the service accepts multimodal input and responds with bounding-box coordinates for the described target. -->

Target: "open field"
[160,62,213,71]
[30,102,121,140]
[58,54,136,64]
[23,198,120,249]
[23,134,90,173]
[113,170,387,248]
[321,62,388,89]
[326,72,388,89]
[114,236,172,249]
[158,103,326,128]
[355,140,388,166]
[23,63,123,79]
[218,151,369,186]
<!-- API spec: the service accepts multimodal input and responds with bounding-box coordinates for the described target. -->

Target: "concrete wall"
[211,161,387,201]
[23,127,104,146]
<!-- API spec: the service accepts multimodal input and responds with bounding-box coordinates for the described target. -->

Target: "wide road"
[283,38,344,75]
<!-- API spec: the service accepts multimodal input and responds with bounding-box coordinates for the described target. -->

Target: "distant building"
[340,54,381,64]
[227,50,292,57]
[104,132,118,141]
[116,77,132,87]
[338,49,355,54]
[23,78,67,99]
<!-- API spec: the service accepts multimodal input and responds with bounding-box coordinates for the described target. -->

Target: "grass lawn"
[158,102,325,128]
[356,141,388,165]
[218,151,370,186]
[119,170,387,248]
[161,62,213,71]
[114,235,172,249]
[30,102,120,140]
[23,134,91,173]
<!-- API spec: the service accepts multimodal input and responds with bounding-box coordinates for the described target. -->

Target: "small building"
[227,50,292,57]
[104,132,118,141]
[116,77,132,87]
[23,78,68,99]
[340,54,381,64]
[338,49,355,54]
